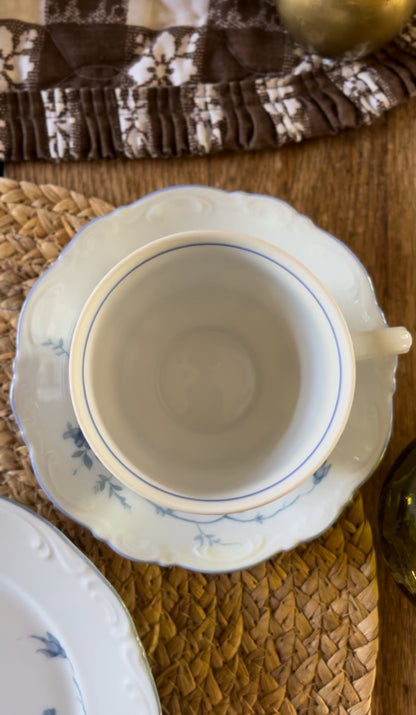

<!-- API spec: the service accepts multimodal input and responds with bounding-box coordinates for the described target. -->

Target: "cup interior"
[71,232,355,512]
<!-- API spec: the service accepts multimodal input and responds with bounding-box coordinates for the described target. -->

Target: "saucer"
[0,497,160,714]
[11,186,396,572]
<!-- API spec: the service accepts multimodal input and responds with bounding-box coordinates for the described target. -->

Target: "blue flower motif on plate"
[32,632,66,658]
[32,632,86,715]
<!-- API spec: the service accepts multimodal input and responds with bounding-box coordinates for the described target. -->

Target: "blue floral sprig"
[63,422,131,509]
[313,461,331,484]
[63,422,93,473]
[31,632,66,659]
[149,461,332,549]
[94,474,131,510]
[42,338,69,357]
[194,525,240,549]
[33,632,86,715]
[153,504,175,517]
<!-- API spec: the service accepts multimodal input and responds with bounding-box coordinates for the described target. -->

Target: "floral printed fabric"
[128,31,200,87]
[0,0,416,160]
[0,26,38,90]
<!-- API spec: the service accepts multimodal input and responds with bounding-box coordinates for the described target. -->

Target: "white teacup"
[69,231,411,514]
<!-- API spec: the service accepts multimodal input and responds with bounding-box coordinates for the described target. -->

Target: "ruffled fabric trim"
[1,25,416,160]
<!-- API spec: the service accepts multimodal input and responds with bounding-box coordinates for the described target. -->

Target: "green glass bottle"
[379,441,416,602]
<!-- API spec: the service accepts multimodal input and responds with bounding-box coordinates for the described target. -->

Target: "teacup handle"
[351,327,412,361]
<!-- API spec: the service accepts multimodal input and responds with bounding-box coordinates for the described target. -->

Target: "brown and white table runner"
[1,0,416,160]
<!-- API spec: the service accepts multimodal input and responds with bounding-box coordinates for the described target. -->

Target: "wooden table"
[5,97,416,714]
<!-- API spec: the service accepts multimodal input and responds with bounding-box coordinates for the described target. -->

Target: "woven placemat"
[0,178,378,715]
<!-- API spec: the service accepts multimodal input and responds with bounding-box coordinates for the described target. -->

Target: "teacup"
[69,231,411,514]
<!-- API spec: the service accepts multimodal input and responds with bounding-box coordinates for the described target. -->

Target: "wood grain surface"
[5,97,416,715]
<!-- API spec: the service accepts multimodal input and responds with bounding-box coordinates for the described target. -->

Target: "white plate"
[11,186,396,572]
[0,497,160,715]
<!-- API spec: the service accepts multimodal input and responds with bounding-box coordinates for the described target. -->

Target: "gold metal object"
[277,0,416,58]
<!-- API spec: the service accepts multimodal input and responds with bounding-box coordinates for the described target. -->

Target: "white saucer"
[11,186,396,572]
[0,497,160,714]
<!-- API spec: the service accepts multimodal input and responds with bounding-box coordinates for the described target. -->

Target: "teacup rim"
[69,229,356,515]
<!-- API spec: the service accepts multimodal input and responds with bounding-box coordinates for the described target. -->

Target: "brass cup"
[277,0,416,58]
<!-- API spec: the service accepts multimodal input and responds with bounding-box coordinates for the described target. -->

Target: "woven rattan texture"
[0,178,378,715]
